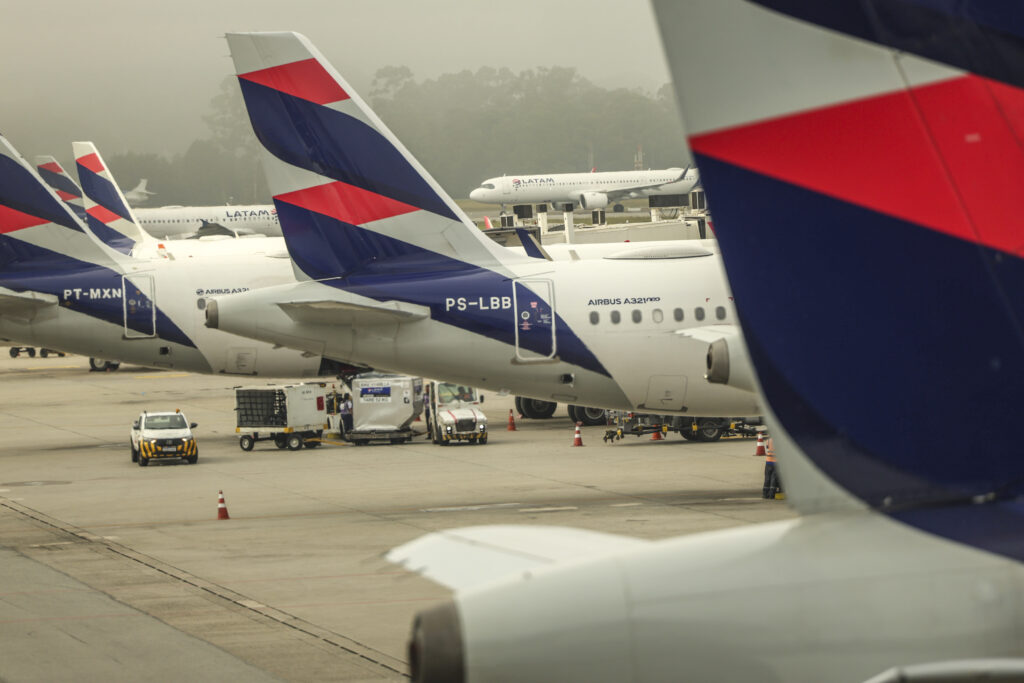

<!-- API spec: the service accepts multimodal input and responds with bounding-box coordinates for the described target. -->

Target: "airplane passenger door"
[513,279,556,362]
[502,178,512,196]
[122,274,156,338]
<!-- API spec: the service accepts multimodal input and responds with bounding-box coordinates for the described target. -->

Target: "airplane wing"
[277,299,430,326]
[863,658,1024,683]
[387,525,649,592]
[0,290,59,319]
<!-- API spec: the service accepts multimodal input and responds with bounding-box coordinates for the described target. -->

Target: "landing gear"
[516,397,557,419]
[89,358,120,372]
[568,405,607,426]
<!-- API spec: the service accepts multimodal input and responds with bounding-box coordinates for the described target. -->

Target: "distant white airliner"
[123,178,156,204]
[35,156,282,239]
[469,167,700,209]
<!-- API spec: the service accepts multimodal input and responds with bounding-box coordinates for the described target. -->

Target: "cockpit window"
[144,414,187,430]
[482,183,495,190]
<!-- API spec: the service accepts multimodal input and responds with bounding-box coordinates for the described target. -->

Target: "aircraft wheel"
[576,406,608,426]
[520,398,556,419]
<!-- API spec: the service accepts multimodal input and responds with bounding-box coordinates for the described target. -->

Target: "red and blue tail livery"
[657,0,1024,558]
[74,141,149,254]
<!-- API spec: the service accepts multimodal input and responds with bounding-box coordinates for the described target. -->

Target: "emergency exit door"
[513,278,556,361]
[122,274,156,338]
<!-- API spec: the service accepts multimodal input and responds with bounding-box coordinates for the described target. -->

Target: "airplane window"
[652,309,663,323]
[715,306,726,320]
[483,183,495,190]
[632,310,642,323]
[589,311,599,325]
[695,307,706,321]
[674,308,684,321]
[610,311,621,324]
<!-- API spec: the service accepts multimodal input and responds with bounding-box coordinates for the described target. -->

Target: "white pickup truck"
[130,410,198,466]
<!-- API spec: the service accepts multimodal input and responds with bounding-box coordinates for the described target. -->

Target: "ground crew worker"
[762,437,782,499]
[340,393,353,434]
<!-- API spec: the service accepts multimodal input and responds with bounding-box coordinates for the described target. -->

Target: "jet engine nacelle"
[705,329,756,393]
[576,191,609,210]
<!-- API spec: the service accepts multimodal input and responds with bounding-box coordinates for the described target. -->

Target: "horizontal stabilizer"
[0,290,58,319]
[387,525,648,592]
[277,298,429,326]
[863,658,1024,683]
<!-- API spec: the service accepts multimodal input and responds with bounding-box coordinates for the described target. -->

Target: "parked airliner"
[205,31,757,419]
[469,166,699,209]
[0,136,349,377]
[391,1,1024,681]
[35,156,282,239]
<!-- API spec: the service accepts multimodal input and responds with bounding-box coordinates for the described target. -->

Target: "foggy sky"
[3,0,671,166]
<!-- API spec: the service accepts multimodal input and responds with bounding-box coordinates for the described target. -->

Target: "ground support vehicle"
[130,410,198,466]
[602,413,763,443]
[235,383,329,451]
[425,381,488,446]
[345,374,423,445]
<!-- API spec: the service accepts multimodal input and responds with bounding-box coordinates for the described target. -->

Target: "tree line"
[106,67,689,206]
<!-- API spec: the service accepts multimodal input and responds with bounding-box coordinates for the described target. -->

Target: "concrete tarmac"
[0,353,795,680]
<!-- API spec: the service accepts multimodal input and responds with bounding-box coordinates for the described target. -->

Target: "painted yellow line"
[133,372,191,379]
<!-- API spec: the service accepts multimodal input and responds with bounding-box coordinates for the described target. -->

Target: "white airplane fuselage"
[208,249,758,415]
[137,204,281,238]
[0,239,328,376]
[469,168,699,208]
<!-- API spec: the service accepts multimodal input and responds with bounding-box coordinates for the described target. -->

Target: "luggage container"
[346,373,424,445]
[235,382,330,451]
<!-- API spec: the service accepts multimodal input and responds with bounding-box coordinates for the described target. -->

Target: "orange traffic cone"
[507,409,517,431]
[650,426,664,441]
[572,422,584,447]
[754,433,766,456]
[217,490,230,520]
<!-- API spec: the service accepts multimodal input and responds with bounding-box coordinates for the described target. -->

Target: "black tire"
[274,434,287,449]
[40,349,48,358]
[566,405,579,423]
[478,434,488,445]
[130,441,139,463]
[692,418,724,442]
[520,398,556,420]
[89,358,116,371]
[286,434,303,451]
[514,396,525,418]
[186,454,198,464]
[304,440,321,448]
[239,435,255,451]
[26,348,35,358]
[577,407,607,426]
[138,456,148,467]
[109,362,120,371]
[8,348,17,358]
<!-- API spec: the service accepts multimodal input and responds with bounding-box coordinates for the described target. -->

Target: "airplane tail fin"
[34,156,86,222]
[74,142,156,254]
[0,136,120,273]
[654,0,1024,559]
[128,178,155,197]
[225,31,529,282]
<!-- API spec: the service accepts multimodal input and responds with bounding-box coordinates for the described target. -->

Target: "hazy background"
[3,0,687,202]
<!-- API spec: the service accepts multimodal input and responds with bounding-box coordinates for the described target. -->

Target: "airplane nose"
[469,188,484,201]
